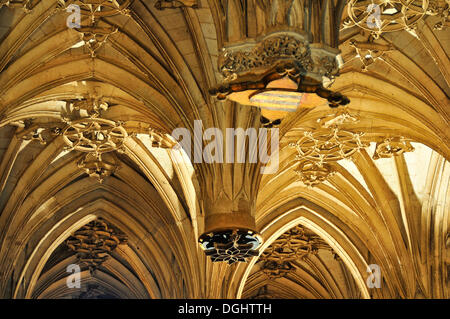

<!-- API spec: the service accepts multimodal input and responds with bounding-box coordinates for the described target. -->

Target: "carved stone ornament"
[260,226,325,263]
[210,33,350,110]
[317,107,361,128]
[71,96,109,117]
[66,218,127,273]
[78,152,119,183]
[290,108,368,186]
[148,128,176,148]
[57,1,129,57]
[290,108,417,185]
[294,160,336,187]
[59,99,129,182]
[261,260,294,279]
[258,225,328,279]
[12,96,172,183]
[217,35,315,81]
[76,25,118,57]
[15,119,63,145]
[62,118,128,154]
[199,229,261,265]
[290,128,368,165]
[57,0,131,22]
[372,137,415,159]
[20,127,47,145]
[154,0,198,10]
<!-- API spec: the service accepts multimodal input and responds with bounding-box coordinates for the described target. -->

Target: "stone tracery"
[372,137,415,159]
[57,0,132,21]
[289,109,368,186]
[9,95,173,183]
[65,218,127,273]
[346,0,430,37]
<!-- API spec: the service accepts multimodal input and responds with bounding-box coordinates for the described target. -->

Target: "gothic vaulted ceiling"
[0,0,448,299]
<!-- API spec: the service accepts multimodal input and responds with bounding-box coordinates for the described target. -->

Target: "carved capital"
[212,2,349,119]
[210,32,349,115]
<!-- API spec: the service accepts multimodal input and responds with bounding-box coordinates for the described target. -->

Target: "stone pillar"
[200,0,349,264]
[197,102,272,264]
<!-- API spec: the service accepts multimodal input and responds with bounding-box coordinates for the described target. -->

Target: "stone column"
[200,0,349,264]
[197,102,276,264]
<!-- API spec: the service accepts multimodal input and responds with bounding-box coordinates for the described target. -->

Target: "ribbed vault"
[0,0,448,299]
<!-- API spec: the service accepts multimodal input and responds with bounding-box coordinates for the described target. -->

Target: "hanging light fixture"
[210,32,350,123]
[199,229,262,265]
